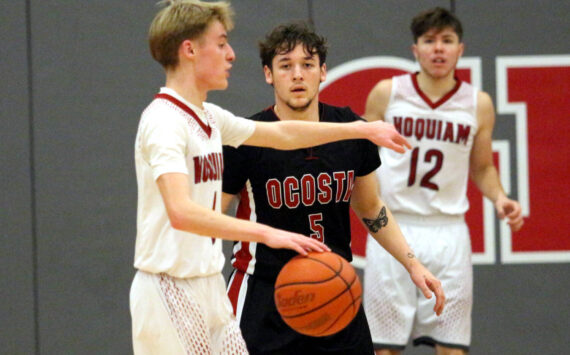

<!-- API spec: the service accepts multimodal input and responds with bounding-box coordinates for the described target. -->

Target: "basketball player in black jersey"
[222,22,445,354]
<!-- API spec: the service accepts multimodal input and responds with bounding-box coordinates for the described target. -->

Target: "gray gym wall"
[1,1,568,354]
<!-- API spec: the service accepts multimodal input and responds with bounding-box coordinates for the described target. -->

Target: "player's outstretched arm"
[350,172,445,315]
[157,173,330,255]
[244,119,411,153]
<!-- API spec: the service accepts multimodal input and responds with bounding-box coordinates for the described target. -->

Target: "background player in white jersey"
[131,1,414,354]
[363,7,524,355]
[222,22,445,354]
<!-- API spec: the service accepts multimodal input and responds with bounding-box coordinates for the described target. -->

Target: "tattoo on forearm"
[407,252,415,259]
[363,206,388,233]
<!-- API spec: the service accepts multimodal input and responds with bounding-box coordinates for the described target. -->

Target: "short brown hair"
[411,7,463,42]
[148,0,234,69]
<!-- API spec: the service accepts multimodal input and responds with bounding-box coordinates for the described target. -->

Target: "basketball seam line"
[275,255,349,289]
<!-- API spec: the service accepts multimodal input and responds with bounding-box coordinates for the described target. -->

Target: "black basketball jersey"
[223,103,380,281]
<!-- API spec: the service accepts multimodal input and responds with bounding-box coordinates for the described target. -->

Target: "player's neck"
[164,67,206,109]
[274,101,320,122]
[416,70,457,102]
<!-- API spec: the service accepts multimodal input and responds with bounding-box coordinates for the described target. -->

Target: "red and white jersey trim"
[231,180,258,275]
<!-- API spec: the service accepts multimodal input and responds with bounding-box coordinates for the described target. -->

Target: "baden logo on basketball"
[276,290,315,309]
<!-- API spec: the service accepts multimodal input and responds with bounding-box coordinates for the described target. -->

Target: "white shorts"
[130,270,248,355]
[363,213,473,350]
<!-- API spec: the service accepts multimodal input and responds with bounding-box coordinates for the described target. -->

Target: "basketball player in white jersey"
[131,1,413,354]
[363,7,524,355]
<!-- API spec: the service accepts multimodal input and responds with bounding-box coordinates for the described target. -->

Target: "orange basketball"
[274,251,361,337]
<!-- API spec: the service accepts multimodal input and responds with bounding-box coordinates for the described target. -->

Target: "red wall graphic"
[496,56,570,263]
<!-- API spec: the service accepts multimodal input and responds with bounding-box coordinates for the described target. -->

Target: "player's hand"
[367,120,411,153]
[262,228,331,255]
[495,195,524,232]
[409,263,445,316]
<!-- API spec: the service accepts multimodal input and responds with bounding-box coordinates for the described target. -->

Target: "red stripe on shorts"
[227,270,246,315]
[232,188,254,273]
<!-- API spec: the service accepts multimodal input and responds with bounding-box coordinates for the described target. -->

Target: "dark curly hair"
[259,22,328,69]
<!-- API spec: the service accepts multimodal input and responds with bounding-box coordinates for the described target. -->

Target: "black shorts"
[234,271,374,355]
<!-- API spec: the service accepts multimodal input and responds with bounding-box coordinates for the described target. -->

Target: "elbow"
[169,217,185,231]
[167,210,187,231]
[350,204,368,220]
[352,199,383,220]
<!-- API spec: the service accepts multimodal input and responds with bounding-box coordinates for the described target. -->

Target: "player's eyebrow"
[276,54,317,62]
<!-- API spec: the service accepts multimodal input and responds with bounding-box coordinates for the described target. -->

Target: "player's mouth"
[290,85,307,93]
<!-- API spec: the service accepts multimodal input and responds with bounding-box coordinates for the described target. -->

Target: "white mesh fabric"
[214,319,249,355]
[158,273,213,354]
[364,235,416,346]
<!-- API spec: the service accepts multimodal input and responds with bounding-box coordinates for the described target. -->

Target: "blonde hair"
[149,0,234,68]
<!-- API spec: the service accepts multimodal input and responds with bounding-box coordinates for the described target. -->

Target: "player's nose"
[292,64,303,80]
[434,40,444,51]
[227,43,235,62]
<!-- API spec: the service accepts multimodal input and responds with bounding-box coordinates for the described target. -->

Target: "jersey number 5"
[308,213,325,242]
[408,147,443,190]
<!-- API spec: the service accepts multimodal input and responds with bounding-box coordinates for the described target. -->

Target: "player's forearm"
[370,215,419,271]
[268,120,366,150]
[158,173,271,243]
[471,164,506,203]
[168,200,273,244]
[355,203,419,272]
[249,119,408,153]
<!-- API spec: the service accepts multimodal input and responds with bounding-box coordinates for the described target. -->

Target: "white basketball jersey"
[378,73,478,216]
[134,87,255,278]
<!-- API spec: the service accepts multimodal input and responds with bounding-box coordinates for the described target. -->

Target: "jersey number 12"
[408,147,443,190]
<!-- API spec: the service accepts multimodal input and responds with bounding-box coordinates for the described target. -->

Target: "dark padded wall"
[24,2,160,353]
[1,1,568,354]
[1,1,35,353]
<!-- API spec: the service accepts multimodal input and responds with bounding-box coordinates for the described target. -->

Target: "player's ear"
[458,42,465,57]
[179,39,196,61]
[263,65,274,85]
[320,63,327,83]
[411,44,418,61]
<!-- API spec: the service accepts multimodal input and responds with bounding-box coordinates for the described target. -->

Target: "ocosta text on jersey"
[265,170,355,209]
